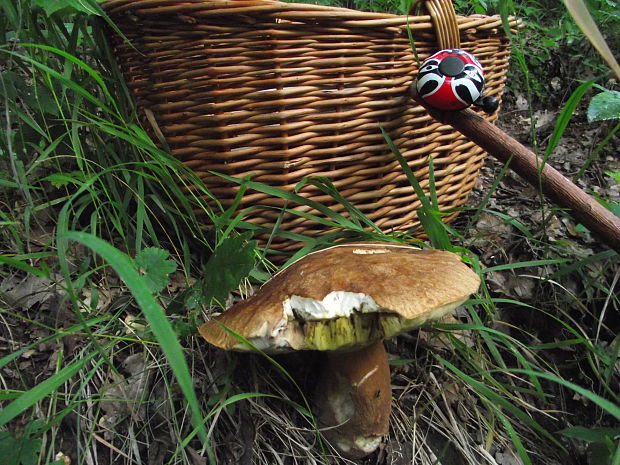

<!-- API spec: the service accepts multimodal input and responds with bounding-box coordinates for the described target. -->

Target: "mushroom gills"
[274,296,470,351]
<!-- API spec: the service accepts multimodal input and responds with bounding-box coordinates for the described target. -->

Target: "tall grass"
[1,1,618,465]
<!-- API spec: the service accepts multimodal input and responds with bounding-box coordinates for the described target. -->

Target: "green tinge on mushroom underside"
[301,301,465,351]
[302,313,409,350]
[304,314,373,351]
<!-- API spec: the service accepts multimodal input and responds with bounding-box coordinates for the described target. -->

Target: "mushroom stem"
[314,339,392,458]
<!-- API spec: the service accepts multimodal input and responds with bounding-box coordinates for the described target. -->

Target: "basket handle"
[411,0,460,50]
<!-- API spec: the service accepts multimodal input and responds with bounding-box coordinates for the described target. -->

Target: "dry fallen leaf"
[496,450,525,465]
[99,353,153,429]
[0,274,62,310]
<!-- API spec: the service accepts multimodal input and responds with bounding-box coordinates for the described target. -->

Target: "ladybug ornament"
[416,49,498,113]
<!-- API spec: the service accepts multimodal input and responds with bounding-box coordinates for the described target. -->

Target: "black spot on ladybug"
[439,56,465,77]
[419,76,441,97]
[419,59,440,75]
[463,65,484,88]
[455,83,476,104]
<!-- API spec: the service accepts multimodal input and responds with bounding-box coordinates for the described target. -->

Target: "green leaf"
[33,0,102,16]
[0,1,19,30]
[607,171,620,183]
[0,424,41,465]
[558,426,620,443]
[41,172,87,189]
[588,90,620,122]
[135,247,177,293]
[202,232,257,305]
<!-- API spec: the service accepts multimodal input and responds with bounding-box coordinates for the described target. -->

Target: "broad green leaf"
[0,70,18,101]
[0,420,47,465]
[10,79,59,117]
[0,1,19,29]
[0,430,40,465]
[607,171,620,183]
[202,232,257,305]
[588,90,620,122]
[558,426,620,443]
[41,172,87,188]
[135,247,177,293]
[34,0,102,16]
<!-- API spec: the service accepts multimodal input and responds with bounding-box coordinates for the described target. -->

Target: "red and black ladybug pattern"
[416,49,485,111]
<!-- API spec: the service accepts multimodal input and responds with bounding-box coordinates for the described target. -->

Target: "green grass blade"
[0,47,115,115]
[212,172,362,230]
[551,249,617,278]
[563,0,620,78]
[543,81,594,164]
[0,255,49,277]
[62,231,209,446]
[509,369,620,420]
[469,156,513,226]
[483,258,569,273]
[175,392,290,457]
[482,209,536,240]
[295,176,382,232]
[0,347,99,427]
[427,156,439,209]
[498,412,534,465]
[405,16,420,66]
[438,356,564,449]
[498,0,516,37]
[0,317,108,370]
[18,43,118,113]
[380,127,452,249]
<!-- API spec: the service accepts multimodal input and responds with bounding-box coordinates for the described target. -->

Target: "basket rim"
[102,0,414,19]
[101,0,520,30]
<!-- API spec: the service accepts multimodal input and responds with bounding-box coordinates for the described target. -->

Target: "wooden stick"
[418,98,620,252]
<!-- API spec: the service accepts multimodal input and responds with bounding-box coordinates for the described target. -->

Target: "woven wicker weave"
[103,0,518,252]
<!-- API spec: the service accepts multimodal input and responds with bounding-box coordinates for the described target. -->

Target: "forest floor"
[1,79,618,465]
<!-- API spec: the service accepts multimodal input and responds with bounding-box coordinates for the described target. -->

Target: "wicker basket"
[103,0,518,253]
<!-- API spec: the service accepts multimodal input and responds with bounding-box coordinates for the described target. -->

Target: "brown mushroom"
[198,242,480,457]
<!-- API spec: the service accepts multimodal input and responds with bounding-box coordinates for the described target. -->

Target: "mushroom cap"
[198,242,480,352]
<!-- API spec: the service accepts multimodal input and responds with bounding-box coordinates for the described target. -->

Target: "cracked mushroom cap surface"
[199,242,480,352]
